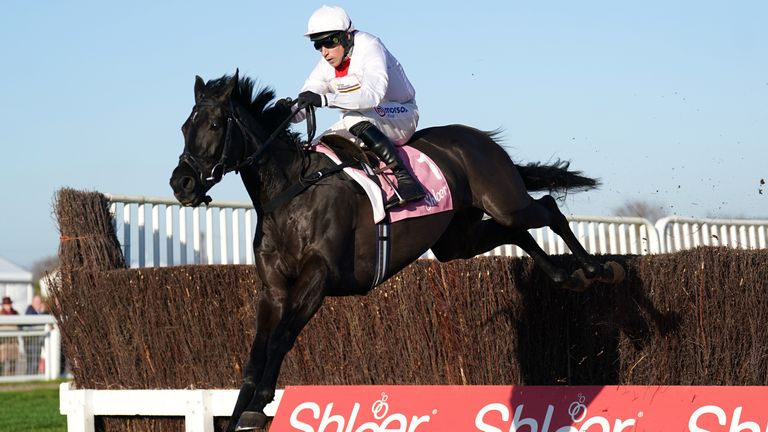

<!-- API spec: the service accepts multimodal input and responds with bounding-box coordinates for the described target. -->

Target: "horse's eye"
[211,121,221,130]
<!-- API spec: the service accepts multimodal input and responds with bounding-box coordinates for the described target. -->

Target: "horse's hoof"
[235,411,267,431]
[599,261,625,284]
[562,269,592,292]
[582,262,600,279]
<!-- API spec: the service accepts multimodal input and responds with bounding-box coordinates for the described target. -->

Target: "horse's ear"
[224,69,239,97]
[194,75,206,103]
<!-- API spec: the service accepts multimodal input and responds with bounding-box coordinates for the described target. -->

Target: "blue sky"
[1,1,766,269]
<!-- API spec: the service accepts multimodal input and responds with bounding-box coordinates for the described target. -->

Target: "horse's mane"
[206,74,302,144]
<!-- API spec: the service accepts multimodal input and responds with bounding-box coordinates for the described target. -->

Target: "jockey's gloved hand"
[274,98,293,110]
[297,91,325,107]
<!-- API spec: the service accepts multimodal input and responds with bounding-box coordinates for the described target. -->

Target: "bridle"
[178,98,316,189]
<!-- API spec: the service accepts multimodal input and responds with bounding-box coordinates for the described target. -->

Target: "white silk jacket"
[300,31,416,111]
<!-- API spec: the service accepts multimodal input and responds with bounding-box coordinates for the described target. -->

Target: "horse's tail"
[517,159,600,193]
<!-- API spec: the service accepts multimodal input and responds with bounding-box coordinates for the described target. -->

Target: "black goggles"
[313,34,342,51]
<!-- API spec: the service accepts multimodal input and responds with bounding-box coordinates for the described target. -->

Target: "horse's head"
[169,70,244,206]
[172,70,293,207]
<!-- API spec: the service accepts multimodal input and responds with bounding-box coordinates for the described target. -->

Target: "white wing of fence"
[655,216,768,253]
[106,194,258,267]
[59,382,282,432]
[106,194,768,267]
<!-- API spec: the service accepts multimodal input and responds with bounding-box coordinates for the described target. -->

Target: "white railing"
[107,194,670,267]
[59,382,282,432]
[106,194,258,267]
[655,216,768,253]
[0,315,61,382]
[107,194,768,266]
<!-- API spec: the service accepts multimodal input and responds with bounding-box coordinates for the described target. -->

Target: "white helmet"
[305,5,354,38]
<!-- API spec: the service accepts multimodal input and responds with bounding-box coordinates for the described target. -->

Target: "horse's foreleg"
[234,255,330,431]
[227,291,284,432]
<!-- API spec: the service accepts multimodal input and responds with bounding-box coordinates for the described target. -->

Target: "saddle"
[316,134,376,170]
[312,134,453,223]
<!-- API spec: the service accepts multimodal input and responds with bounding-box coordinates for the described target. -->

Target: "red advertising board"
[270,385,768,431]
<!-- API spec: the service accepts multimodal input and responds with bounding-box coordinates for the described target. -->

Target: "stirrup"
[384,187,425,210]
[384,195,404,210]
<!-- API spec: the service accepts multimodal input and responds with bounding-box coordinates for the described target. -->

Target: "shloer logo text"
[268,386,768,432]
[289,392,432,432]
[475,402,637,432]
[690,405,768,432]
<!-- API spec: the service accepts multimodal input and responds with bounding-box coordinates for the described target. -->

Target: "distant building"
[0,256,33,313]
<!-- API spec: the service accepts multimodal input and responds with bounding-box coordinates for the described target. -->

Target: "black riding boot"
[350,121,426,209]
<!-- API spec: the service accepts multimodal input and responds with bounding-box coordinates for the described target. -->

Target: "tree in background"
[613,200,666,223]
[31,255,59,296]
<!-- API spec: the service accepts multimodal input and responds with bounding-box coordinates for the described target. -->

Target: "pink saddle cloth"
[312,143,453,223]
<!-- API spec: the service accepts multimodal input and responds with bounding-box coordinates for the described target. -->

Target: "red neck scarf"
[335,58,351,77]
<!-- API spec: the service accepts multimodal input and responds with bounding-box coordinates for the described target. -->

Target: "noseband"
[179,99,315,188]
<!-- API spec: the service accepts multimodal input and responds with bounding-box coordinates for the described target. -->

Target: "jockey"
[293,5,425,209]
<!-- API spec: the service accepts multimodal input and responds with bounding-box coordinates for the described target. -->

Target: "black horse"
[170,71,624,431]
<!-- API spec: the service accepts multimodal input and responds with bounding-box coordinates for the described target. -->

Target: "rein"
[179,99,315,186]
[180,97,353,212]
[252,99,357,214]
[236,99,317,171]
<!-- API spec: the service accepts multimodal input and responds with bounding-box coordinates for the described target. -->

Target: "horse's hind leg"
[507,228,595,291]
[430,209,507,261]
[494,195,623,283]
[432,213,591,290]
[534,195,624,283]
[527,195,599,277]
[465,156,602,279]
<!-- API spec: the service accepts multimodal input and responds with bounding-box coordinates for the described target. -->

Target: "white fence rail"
[59,382,282,432]
[0,315,61,382]
[106,194,767,267]
[106,194,258,267]
[655,216,768,253]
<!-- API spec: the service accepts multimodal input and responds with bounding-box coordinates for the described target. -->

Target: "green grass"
[0,384,66,432]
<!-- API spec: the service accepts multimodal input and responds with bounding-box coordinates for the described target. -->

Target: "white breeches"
[320,100,419,146]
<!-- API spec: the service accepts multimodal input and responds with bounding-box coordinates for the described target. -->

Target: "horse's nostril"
[181,176,195,192]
